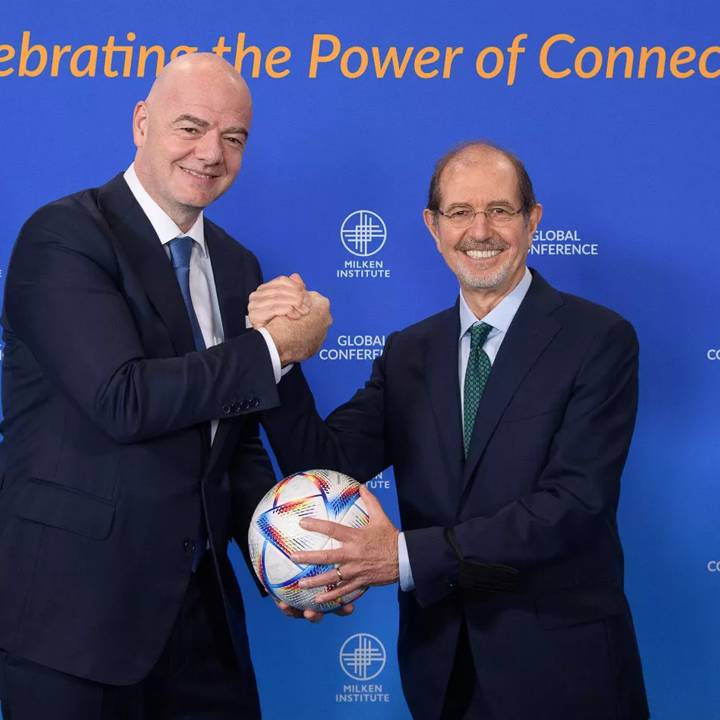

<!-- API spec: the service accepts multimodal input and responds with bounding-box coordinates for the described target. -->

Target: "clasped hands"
[248,274,401,622]
[248,273,331,366]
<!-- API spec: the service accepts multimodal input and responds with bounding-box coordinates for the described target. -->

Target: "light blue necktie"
[167,235,207,570]
[167,236,206,351]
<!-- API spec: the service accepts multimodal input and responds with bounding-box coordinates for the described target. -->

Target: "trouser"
[0,557,260,720]
[440,622,484,720]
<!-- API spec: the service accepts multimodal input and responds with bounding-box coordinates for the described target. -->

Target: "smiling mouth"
[180,167,220,180]
[463,249,502,259]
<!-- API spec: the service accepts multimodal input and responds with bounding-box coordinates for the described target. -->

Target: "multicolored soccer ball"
[248,469,369,612]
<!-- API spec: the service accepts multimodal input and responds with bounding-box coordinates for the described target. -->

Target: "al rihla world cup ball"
[248,469,368,612]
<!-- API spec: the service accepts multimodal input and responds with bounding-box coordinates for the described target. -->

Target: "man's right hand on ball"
[273,598,354,623]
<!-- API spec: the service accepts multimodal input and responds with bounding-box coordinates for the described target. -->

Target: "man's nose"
[468,209,491,233]
[194,130,223,164]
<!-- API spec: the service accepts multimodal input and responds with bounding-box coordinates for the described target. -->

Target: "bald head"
[146,53,252,115]
[132,53,253,231]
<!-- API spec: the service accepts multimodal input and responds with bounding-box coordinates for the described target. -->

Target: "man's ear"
[527,203,543,235]
[423,209,442,253]
[132,101,149,149]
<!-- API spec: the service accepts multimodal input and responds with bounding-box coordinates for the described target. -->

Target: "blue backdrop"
[2,1,719,717]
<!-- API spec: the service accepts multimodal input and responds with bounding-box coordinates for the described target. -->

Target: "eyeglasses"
[436,204,524,229]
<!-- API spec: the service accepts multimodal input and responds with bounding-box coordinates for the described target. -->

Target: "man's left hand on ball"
[290,486,400,605]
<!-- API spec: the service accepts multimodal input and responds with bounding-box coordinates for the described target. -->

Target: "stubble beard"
[454,238,515,291]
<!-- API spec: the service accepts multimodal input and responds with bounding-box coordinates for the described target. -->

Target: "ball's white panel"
[248,469,370,612]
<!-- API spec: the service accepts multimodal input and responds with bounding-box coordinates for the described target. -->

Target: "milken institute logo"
[340,210,387,257]
[339,633,387,681]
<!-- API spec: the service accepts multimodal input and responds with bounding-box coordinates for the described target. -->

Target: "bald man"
[0,53,330,719]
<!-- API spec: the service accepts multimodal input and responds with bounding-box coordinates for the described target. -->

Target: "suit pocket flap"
[14,478,115,540]
[535,588,625,629]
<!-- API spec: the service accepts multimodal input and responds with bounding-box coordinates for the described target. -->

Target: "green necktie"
[463,322,492,457]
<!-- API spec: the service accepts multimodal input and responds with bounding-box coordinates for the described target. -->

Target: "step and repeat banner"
[1,1,718,718]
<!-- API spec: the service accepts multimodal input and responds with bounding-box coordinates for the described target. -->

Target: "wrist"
[264,327,289,365]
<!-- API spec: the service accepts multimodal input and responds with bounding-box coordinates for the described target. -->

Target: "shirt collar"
[123,164,207,255]
[459,267,532,339]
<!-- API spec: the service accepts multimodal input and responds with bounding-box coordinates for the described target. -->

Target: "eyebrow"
[173,114,209,128]
[446,199,515,208]
[172,114,249,138]
[224,126,249,139]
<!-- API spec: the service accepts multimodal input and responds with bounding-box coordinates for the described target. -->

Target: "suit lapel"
[204,224,250,477]
[205,225,248,341]
[461,271,564,490]
[423,304,465,489]
[98,175,196,355]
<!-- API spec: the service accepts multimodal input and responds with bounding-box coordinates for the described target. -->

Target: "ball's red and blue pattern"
[248,469,369,612]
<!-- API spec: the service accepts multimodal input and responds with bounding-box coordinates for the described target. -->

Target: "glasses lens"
[491,213,513,225]
[487,207,521,225]
[442,207,474,229]
[450,215,473,229]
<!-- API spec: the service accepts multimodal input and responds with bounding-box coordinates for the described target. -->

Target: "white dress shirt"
[398,268,533,591]
[123,165,283,441]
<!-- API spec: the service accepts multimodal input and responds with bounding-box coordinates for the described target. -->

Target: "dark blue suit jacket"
[0,174,278,695]
[262,271,649,720]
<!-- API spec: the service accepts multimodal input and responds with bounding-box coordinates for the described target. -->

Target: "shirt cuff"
[257,327,283,384]
[397,532,415,592]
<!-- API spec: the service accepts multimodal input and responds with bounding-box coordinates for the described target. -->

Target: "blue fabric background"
[2,1,718,717]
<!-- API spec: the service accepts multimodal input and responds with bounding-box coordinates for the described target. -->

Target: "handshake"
[248,273,332,365]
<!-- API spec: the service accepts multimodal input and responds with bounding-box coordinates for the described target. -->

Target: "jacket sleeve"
[4,203,280,444]
[261,338,394,483]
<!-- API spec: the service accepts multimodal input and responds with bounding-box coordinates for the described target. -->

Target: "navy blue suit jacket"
[0,174,279,692]
[262,271,649,720]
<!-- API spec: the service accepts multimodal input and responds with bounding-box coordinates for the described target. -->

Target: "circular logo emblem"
[340,210,387,257]
[339,633,387,680]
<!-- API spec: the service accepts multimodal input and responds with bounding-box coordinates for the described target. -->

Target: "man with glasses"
[252,141,649,719]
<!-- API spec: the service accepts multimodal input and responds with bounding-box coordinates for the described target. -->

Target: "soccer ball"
[248,469,369,612]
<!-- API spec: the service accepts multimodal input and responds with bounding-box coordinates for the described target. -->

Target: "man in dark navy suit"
[253,143,650,719]
[0,53,331,719]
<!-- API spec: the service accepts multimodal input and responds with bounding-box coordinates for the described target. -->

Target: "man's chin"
[174,180,229,209]
[458,267,511,292]
[175,191,217,212]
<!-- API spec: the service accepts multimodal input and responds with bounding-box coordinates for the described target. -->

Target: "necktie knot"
[168,235,194,271]
[469,322,492,350]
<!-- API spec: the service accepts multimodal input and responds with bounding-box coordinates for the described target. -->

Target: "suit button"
[222,405,231,415]
[230,402,241,413]
[183,539,197,555]
[240,400,250,411]
[250,398,260,408]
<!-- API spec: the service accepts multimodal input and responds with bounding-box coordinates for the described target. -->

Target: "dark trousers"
[440,622,484,720]
[0,558,260,720]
